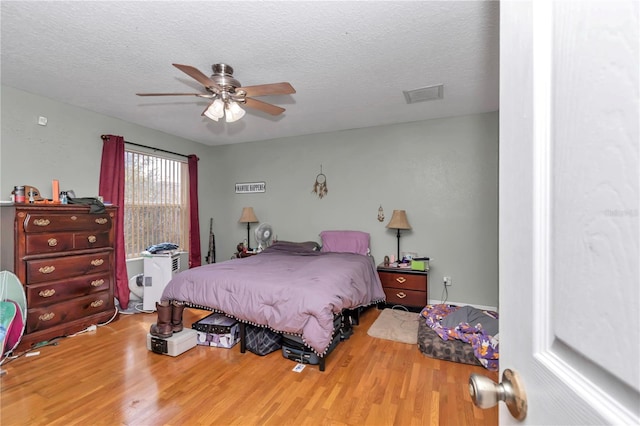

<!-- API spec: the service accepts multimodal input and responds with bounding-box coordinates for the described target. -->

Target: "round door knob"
[469,369,527,420]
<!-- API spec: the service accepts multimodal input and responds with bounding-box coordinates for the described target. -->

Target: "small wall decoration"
[235,182,266,194]
[378,205,385,222]
[312,165,328,199]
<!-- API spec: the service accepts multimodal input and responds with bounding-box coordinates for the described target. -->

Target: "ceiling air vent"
[403,84,444,104]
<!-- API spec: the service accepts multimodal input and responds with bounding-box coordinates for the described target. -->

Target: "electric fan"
[254,223,274,252]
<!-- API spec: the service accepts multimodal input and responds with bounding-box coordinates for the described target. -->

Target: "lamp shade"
[239,207,258,223]
[225,101,246,123]
[386,210,411,230]
[204,99,225,121]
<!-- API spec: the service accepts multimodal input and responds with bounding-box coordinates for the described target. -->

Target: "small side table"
[377,264,428,311]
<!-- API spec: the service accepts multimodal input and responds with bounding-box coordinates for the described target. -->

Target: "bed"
[161,233,385,368]
[419,304,499,371]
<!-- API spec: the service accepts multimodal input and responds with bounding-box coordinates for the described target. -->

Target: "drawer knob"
[90,259,104,266]
[88,235,97,243]
[39,312,55,321]
[33,218,50,226]
[47,238,58,247]
[90,279,105,287]
[70,216,78,221]
[395,277,407,284]
[38,289,56,298]
[396,292,407,299]
[91,300,104,308]
[95,218,108,225]
[38,265,56,274]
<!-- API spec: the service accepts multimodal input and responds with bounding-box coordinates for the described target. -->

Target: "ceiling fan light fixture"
[137,63,294,122]
[225,101,246,123]
[204,98,225,121]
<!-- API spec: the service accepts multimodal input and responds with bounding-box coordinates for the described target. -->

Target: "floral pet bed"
[418,304,499,371]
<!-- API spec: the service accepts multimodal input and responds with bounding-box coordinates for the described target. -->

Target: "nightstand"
[377,264,428,311]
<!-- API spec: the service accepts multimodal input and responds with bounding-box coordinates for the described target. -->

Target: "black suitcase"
[281,332,340,365]
[281,313,346,365]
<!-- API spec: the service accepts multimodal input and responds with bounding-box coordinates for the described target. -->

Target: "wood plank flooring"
[1,306,498,425]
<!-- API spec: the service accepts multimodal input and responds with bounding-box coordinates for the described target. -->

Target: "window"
[124,150,189,258]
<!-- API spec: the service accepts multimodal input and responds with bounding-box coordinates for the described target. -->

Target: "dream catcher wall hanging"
[312,165,328,199]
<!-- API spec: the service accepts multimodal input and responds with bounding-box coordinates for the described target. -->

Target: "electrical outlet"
[444,276,452,286]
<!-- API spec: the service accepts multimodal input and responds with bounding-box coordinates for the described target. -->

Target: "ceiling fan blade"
[172,63,219,89]
[136,93,204,96]
[244,97,286,116]
[239,82,296,97]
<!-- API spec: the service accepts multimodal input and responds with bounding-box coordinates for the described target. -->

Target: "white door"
[499,1,639,424]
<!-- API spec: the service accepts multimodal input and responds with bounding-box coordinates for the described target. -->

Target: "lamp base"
[246,223,252,251]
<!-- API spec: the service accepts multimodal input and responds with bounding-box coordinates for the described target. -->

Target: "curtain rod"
[101,135,189,159]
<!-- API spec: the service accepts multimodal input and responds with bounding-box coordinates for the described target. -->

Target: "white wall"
[0,85,214,265]
[1,85,498,308]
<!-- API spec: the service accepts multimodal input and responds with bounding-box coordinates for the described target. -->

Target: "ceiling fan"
[136,63,296,123]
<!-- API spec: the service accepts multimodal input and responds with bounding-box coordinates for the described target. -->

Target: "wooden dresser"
[377,264,428,311]
[0,204,117,350]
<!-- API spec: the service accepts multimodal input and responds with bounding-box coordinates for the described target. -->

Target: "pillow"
[440,305,499,337]
[263,240,320,254]
[320,231,370,255]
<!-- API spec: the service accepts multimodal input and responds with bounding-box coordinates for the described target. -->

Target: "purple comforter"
[161,244,385,354]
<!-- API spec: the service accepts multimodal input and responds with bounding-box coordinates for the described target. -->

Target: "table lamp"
[238,207,259,250]
[386,209,412,262]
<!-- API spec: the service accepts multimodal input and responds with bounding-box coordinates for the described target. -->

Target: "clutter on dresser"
[9,183,83,205]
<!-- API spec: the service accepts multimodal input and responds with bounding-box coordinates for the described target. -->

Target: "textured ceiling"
[1,1,499,146]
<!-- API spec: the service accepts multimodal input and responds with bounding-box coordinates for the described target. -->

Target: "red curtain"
[188,155,201,268]
[99,135,129,310]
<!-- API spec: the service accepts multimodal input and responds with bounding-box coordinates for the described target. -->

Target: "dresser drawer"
[25,233,75,255]
[383,287,426,307]
[26,291,113,333]
[73,231,111,250]
[26,251,112,284]
[379,271,426,292]
[22,212,112,233]
[26,272,112,307]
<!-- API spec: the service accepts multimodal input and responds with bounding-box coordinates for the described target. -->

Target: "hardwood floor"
[1,306,499,425]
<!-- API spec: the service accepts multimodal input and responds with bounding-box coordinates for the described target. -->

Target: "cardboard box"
[195,328,240,348]
[192,312,238,334]
[192,312,241,348]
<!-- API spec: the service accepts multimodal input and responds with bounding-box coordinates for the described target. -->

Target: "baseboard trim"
[427,299,498,312]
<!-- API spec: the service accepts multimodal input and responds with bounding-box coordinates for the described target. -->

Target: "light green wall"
[1,85,498,308]
[212,112,499,308]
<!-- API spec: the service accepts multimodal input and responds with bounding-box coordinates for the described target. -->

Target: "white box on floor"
[147,328,197,356]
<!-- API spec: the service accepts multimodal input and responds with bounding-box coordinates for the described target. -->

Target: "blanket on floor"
[420,304,499,371]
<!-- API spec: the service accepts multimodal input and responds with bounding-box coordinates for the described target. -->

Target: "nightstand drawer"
[383,288,426,307]
[379,272,425,291]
